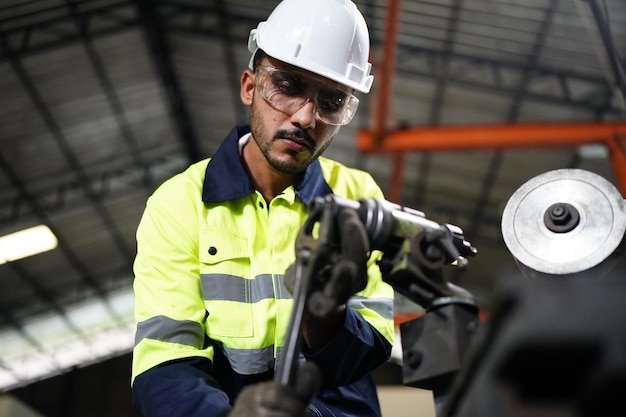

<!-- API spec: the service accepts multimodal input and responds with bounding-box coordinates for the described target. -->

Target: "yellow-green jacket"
[132,125,395,417]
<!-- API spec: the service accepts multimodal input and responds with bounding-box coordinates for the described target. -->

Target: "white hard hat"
[248,0,374,94]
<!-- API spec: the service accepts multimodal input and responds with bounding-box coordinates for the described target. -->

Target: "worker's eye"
[317,90,347,112]
[271,73,306,97]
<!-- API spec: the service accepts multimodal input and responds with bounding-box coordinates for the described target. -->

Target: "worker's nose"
[291,100,316,129]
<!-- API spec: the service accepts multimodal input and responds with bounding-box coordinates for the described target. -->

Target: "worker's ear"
[240,69,255,106]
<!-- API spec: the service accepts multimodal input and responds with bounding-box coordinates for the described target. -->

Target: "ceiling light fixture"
[0,225,58,265]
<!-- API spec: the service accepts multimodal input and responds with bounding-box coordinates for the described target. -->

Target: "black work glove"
[285,206,370,317]
[229,362,321,417]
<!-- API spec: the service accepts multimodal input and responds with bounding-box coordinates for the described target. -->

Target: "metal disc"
[501,169,626,275]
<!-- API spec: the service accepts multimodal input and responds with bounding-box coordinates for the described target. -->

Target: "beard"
[249,100,334,174]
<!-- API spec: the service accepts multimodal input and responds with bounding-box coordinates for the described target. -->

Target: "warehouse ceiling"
[1,0,625,402]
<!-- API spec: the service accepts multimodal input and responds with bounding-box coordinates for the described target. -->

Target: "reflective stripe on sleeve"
[135,315,205,349]
[348,296,394,320]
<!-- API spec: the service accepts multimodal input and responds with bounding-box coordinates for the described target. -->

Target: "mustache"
[274,129,316,150]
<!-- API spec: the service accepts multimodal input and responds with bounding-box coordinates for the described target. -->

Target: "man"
[131,0,395,416]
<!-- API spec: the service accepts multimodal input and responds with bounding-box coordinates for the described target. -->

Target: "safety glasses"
[255,65,359,126]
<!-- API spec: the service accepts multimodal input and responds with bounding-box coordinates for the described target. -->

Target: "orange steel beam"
[357,122,626,195]
[371,0,402,201]
[388,153,405,202]
[372,0,401,143]
[606,134,626,193]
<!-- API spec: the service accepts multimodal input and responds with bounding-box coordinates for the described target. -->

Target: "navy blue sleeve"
[132,312,392,416]
[303,308,392,388]
[132,357,231,417]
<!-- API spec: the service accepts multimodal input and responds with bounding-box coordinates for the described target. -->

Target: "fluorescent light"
[0,225,58,265]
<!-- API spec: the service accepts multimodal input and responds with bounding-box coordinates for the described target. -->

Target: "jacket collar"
[202,125,332,205]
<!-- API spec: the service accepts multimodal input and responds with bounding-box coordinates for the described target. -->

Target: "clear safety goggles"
[255,65,360,126]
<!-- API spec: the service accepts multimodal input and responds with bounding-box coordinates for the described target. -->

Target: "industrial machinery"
[440,168,626,417]
[278,168,625,417]
[501,168,626,278]
[276,194,480,398]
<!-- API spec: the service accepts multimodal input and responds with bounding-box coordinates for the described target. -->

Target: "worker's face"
[240,58,355,174]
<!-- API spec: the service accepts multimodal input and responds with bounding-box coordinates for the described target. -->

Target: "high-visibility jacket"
[132,125,395,417]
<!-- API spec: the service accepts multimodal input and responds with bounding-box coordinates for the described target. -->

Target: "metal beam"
[0,154,185,226]
[576,0,626,109]
[0,1,137,61]
[156,3,622,117]
[372,0,402,201]
[213,0,248,124]
[136,0,201,162]
[372,0,401,142]
[65,0,147,167]
[1,43,134,263]
[393,44,621,116]
[357,121,626,194]
[358,121,626,150]
[506,0,559,121]
[428,0,462,125]
[0,1,619,117]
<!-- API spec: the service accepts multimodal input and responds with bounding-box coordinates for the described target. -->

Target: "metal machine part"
[440,274,626,417]
[438,169,626,417]
[319,195,477,264]
[400,302,480,397]
[311,195,477,307]
[276,195,478,390]
[501,168,626,277]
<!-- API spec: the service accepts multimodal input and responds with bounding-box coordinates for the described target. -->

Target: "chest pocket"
[199,228,253,339]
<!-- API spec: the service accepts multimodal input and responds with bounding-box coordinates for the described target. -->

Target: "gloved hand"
[285,206,370,317]
[229,362,321,417]
[309,206,370,315]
